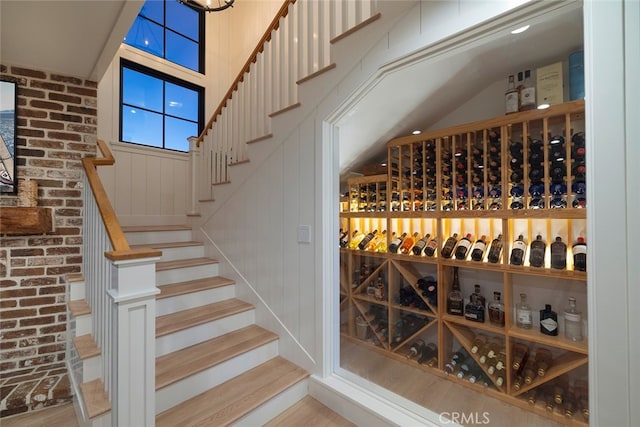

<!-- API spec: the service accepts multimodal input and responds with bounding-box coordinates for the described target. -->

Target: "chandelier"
[178,0,234,13]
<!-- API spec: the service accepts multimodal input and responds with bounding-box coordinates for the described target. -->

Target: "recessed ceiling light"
[537,103,550,110]
[412,130,422,135]
[381,162,387,167]
[511,25,530,34]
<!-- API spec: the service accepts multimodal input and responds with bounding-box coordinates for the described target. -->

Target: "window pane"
[165,116,196,151]
[166,31,199,72]
[124,17,164,58]
[122,68,163,112]
[122,106,163,148]
[165,82,198,121]
[166,0,199,41]
[139,0,164,24]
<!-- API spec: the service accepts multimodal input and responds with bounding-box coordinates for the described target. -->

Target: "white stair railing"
[80,140,161,426]
[194,0,378,197]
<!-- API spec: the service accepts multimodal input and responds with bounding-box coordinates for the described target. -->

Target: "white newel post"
[187,135,200,216]
[107,255,160,427]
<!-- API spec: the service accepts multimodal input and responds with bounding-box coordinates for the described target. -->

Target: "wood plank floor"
[265,396,356,427]
[0,403,79,427]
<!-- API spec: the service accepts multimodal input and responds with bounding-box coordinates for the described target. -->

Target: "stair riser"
[125,230,192,245]
[155,340,279,414]
[68,347,101,385]
[156,245,205,262]
[156,264,220,286]
[68,362,112,427]
[70,314,92,337]
[232,378,309,427]
[156,309,255,357]
[156,285,235,316]
[69,281,85,301]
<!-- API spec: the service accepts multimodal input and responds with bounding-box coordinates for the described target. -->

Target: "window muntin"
[120,60,203,152]
[124,0,203,73]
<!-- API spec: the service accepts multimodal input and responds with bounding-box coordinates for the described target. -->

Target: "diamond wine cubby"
[340,100,588,425]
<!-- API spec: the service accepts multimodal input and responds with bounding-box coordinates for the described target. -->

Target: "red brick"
[21,277,57,287]
[65,200,83,207]
[0,288,37,298]
[46,131,82,141]
[10,268,46,277]
[46,247,79,255]
[48,151,82,160]
[49,190,81,198]
[19,354,56,368]
[0,308,37,318]
[18,335,55,348]
[67,86,97,97]
[66,256,82,264]
[10,248,44,257]
[67,142,94,152]
[30,100,64,111]
[19,316,55,327]
[46,266,80,275]
[39,324,65,334]
[1,328,36,340]
[66,105,96,116]
[1,406,28,418]
[29,138,65,149]
[37,198,64,207]
[11,66,46,79]
[65,237,83,245]
[17,128,45,138]
[1,279,19,287]
[0,320,17,329]
[27,257,63,267]
[30,80,65,92]
[29,119,65,130]
[31,178,64,187]
[17,108,48,118]
[0,348,37,361]
[37,343,65,354]
[20,88,47,99]
[11,258,26,267]
[38,286,66,295]
[46,228,79,236]
[49,112,82,123]
[39,305,66,315]
[17,147,45,157]
[28,158,65,168]
[19,296,56,307]
[0,383,18,400]
[84,80,98,88]
[54,208,81,216]
[50,74,82,85]
[48,92,81,104]
[67,123,96,133]
[27,237,63,246]
[0,300,17,308]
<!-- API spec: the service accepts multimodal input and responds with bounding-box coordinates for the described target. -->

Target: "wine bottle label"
[513,241,527,251]
[473,242,486,252]
[517,310,532,324]
[564,312,581,322]
[521,87,536,107]
[458,240,472,250]
[506,93,519,113]
[540,317,558,332]
[573,246,587,255]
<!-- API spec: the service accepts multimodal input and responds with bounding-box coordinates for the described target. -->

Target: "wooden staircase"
[66,225,310,426]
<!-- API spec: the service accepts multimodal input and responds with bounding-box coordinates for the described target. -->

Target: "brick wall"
[0,64,97,417]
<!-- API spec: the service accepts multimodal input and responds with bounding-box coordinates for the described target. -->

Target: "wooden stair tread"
[65,272,84,283]
[264,396,356,427]
[156,257,218,272]
[79,379,110,419]
[73,334,101,360]
[121,225,191,232]
[157,276,235,300]
[156,357,309,427]
[131,241,202,250]
[68,299,90,317]
[156,298,254,337]
[156,325,278,389]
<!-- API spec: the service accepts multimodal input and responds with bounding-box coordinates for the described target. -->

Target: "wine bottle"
[550,236,567,269]
[406,339,425,360]
[339,229,350,248]
[488,291,505,326]
[366,229,387,251]
[441,233,459,258]
[411,233,431,256]
[510,234,527,265]
[486,234,503,263]
[348,230,365,249]
[470,235,487,261]
[534,347,553,377]
[505,74,519,114]
[399,231,419,254]
[574,379,589,420]
[464,294,485,323]
[529,234,547,267]
[572,237,587,271]
[423,236,438,257]
[470,334,488,354]
[519,69,536,111]
[511,342,529,372]
[564,297,583,341]
[516,293,533,329]
[388,232,406,253]
[539,304,558,336]
[523,361,537,385]
[454,233,473,260]
[417,342,437,365]
[358,229,378,250]
[447,267,463,316]
[376,231,393,253]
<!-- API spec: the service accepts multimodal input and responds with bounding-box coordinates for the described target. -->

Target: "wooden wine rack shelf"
[340,100,589,425]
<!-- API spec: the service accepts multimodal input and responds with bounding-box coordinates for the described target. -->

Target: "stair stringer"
[197,227,316,374]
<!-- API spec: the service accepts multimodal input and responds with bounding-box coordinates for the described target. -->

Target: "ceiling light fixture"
[537,103,550,110]
[178,0,234,13]
[510,24,530,34]
[412,130,422,135]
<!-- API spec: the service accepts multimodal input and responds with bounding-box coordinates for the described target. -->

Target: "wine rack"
[340,100,588,425]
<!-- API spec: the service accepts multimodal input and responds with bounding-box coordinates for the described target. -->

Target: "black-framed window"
[120,60,204,152]
[124,0,205,73]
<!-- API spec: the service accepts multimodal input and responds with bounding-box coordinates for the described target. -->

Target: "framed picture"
[0,79,17,194]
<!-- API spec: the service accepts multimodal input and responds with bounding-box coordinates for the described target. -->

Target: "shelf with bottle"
[386,100,585,215]
[351,300,390,350]
[394,329,440,371]
[510,362,589,425]
[386,217,439,262]
[508,339,588,398]
[348,174,388,213]
[390,260,438,317]
[351,262,389,305]
[389,309,436,352]
[442,335,505,394]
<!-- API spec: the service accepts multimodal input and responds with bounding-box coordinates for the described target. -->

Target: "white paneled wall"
[98,142,189,226]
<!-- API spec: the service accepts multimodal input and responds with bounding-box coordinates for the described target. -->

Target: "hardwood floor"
[0,403,78,427]
[340,337,564,427]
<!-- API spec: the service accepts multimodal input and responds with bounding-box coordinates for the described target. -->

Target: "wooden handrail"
[83,140,161,261]
[196,0,297,147]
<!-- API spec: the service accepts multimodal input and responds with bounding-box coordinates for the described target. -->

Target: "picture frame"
[0,79,17,194]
